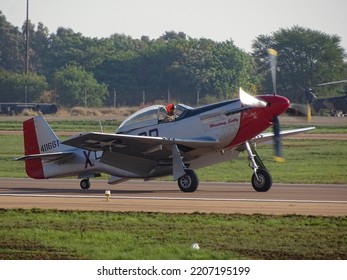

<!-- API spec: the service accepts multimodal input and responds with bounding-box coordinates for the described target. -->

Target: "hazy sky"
[1,0,346,52]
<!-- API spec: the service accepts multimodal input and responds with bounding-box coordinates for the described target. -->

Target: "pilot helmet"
[166,103,176,115]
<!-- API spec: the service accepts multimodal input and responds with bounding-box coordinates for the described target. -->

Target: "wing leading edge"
[250,127,316,146]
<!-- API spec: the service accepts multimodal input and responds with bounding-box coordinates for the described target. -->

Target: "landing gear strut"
[171,144,199,193]
[245,141,272,192]
[80,178,91,190]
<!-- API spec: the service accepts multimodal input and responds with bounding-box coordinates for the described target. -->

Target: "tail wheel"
[80,178,91,190]
[251,169,272,192]
[177,169,199,192]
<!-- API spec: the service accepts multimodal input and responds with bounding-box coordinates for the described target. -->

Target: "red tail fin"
[23,118,44,179]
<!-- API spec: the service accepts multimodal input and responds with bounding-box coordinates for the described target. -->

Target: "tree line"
[0,10,346,107]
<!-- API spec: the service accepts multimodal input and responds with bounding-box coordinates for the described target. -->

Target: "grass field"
[1,209,346,260]
[0,117,346,260]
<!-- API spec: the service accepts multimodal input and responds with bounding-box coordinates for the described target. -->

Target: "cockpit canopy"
[116,104,191,133]
[116,99,241,134]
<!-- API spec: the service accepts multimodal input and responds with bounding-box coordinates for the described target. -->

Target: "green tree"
[96,55,140,106]
[45,28,93,80]
[95,34,256,105]
[136,39,183,102]
[0,70,48,102]
[0,11,23,72]
[252,26,347,101]
[211,40,255,98]
[173,38,216,103]
[26,22,50,75]
[168,38,255,103]
[53,65,108,107]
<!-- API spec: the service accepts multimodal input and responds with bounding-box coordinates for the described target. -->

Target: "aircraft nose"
[258,95,290,120]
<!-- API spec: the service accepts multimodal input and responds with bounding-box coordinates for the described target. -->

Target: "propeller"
[267,48,285,163]
[268,48,278,95]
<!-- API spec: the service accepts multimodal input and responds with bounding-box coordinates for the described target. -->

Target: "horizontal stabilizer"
[16,151,74,161]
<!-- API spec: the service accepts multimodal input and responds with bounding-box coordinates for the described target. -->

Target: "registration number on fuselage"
[40,140,59,153]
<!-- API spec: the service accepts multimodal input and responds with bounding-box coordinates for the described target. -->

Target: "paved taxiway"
[0,178,346,216]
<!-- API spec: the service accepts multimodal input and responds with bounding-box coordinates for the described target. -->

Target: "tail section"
[23,115,61,179]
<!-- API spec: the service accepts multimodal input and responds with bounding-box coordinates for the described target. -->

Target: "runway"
[1,178,347,216]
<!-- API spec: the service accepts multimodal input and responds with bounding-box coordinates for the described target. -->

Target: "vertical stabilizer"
[23,115,60,179]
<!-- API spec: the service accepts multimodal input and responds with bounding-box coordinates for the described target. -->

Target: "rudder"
[23,115,61,179]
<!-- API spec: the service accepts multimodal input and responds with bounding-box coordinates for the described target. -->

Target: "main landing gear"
[171,144,199,193]
[177,169,199,192]
[245,141,272,192]
[80,178,91,190]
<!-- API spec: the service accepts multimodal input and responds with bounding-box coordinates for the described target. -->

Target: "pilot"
[164,103,177,122]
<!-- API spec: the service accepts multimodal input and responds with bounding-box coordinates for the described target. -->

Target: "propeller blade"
[317,80,347,86]
[307,103,312,123]
[273,115,285,163]
[267,48,278,95]
[239,88,267,108]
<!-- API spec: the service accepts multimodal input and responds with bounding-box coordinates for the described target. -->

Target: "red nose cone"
[258,95,290,120]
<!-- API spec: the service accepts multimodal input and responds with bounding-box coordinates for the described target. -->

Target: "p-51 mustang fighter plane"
[17,88,314,193]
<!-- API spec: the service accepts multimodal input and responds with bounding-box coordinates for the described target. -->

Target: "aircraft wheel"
[177,169,199,192]
[251,169,272,192]
[80,178,91,190]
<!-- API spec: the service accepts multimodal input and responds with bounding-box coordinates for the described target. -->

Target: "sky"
[1,0,346,53]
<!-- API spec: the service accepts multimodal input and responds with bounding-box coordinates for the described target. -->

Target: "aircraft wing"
[62,132,219,150]
[62,133,219,177]
[249,127,316,146]
[62,132,219,152]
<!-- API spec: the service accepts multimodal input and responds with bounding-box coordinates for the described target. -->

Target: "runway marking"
[1,193,347,204]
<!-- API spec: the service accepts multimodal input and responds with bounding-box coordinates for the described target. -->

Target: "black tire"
[251,169,272,192]
[80,178,91,190]
[177,169,199,192]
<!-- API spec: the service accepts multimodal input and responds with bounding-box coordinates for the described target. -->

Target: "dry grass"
[20,109,40,117]
[18,106,141,121]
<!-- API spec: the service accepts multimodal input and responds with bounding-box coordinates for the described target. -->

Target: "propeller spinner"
[239,87,267,108]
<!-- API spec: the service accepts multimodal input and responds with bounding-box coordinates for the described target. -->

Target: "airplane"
[16,88,315,193]
[288,80,347,118]
[311,81,347,116]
